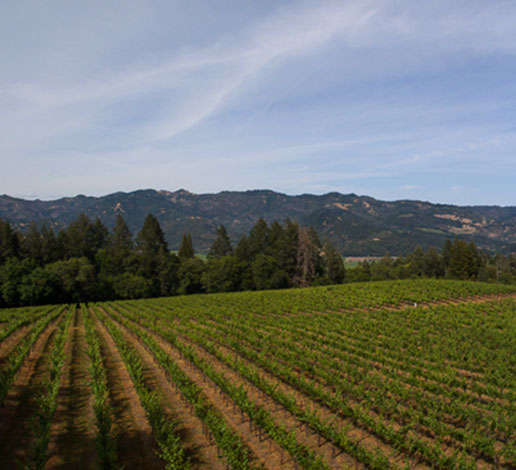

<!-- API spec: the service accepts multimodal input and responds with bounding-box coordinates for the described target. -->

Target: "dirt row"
[229,314,512,409]
[241,292,516,385]
[105,306,423,470]
[92,309,167,469]
[45,308,97,469]
[99,306,304,470]
[94,306,232,470]
[340,292,516,315]
[197,314,508,423]
[0,324,34,368]
[185,318,500,468]
[0,312,64,467]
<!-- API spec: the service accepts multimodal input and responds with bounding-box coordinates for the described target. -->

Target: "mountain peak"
[0,189,514,256]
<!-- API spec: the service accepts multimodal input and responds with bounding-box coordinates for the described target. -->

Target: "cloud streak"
[0,0,515,204]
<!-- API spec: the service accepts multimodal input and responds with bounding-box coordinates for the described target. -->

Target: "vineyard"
[0,279,515,469]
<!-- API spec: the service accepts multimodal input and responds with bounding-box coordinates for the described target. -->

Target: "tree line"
[346,240,515,284]
[0,214,514,307]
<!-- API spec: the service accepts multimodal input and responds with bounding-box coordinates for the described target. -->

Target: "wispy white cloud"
[0,0,515,204]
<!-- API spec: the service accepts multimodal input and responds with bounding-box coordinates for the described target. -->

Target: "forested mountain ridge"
[1,189,515,255]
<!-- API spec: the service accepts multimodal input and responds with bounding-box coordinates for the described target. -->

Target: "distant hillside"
[1,189,515,256]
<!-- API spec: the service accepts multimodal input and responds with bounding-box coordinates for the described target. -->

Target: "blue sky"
[1,0,515,205]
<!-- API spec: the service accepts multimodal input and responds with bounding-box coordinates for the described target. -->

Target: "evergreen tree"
[178,257,205,294]
[247,219,269,259]
[408,246,426,277]
[62,213,106,261]
[111,214,133,257]
[324,241,346,284]
[97,214,134,275]
[92,217,109,252]
[157,250,180,296]
[0,218,20,263]
[202,255,241,292]
[40,223,59,264]
[442,239,453,271]
[276,219,298,282]
[423,247,444,277]
[234,235,254,290]
[235,235,251,260]
[136,214,168,279]
[22,222,43,264]
[137,214,167,254]
[266,221,284,257]
[178,233,195,259]
[208,225,232,258]
[252,254,285,290]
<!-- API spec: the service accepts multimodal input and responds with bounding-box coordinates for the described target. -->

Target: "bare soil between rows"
[45,308,98,469]
[92,309,164,470]
[0,313,63,467]
[101,305,298,470]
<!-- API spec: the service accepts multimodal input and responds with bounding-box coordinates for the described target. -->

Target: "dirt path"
[45,308,98,469]
[92,309,164,470]
[0,313,63,468]
[103,307,297,470]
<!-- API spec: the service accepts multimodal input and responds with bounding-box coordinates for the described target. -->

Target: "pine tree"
[276,219,298,282]
[442,239,453,272]
[23,222,43,264]
[137,214,167,255]
[62,213,101,260]
[324,241,346,284]
[40,223,59,264]
[136,214,168,280]
[208,225,232,259]
[178,233,195,259]
[0,218,20,263]
[247,219,269,259]
[111,214,133,253]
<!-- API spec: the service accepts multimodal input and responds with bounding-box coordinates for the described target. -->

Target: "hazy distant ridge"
[1,189,514,256]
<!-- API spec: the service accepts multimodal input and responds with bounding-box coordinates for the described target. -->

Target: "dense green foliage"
[0,213,514,308]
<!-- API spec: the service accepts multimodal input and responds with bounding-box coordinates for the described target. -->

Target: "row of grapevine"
[83,308,118,469]
[118,301,481,469]
[103,304,333,470]
[115,287,515,468]
[93,307,191,469]
[26,309,73,469]
[0,306,65,405]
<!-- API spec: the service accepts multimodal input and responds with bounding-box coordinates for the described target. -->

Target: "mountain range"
[1,189,515,256]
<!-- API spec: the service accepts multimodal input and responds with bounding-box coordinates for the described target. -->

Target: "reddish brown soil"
[102,306,297,470]
[178,328,419,469]
[0,313,63,468]
[45,309,98,469]
[237,308,512,410]
[196,317,502,464]
[175,330,365,470]
[95,307,226,470]
[92,310,164,470]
